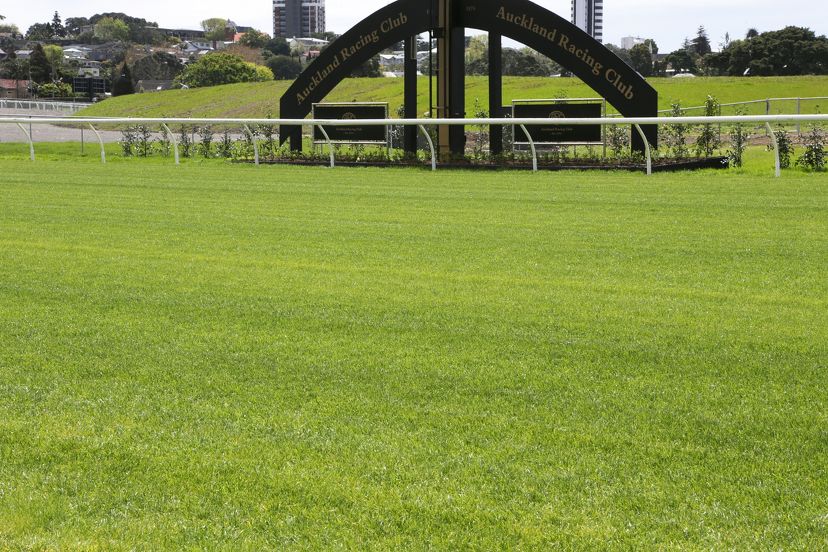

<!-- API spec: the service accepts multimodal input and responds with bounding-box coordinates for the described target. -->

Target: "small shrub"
[769,127,794,169]
[198,126,214,158]
[156,131,172,158]
[178,125,193,158]
[260,115,277,159]
[664,103,691,158]
[695,95,721,157]
[727,108,750,168]
[136,125,153,157]
[120,126,137,157]
[607,123,630,158]
[796,124,826,171]
[217,129,234,159]
[471,98,489,159]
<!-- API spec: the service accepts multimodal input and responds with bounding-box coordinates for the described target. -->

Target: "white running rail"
[0,114,825,177]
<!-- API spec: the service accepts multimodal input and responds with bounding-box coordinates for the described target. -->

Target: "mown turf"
[75,75,828,119]
[0,160,826,549]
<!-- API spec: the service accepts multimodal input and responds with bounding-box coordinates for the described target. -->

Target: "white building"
[571,0,603,43]
[621,36,645,50]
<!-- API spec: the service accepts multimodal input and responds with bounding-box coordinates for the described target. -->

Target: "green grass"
[0,158,827,549]
[76,76,828,119]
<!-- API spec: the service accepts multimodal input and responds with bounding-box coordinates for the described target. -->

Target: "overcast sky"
[2,0,827,52]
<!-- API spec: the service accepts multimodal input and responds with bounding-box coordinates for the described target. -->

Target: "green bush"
[175,53,273,88]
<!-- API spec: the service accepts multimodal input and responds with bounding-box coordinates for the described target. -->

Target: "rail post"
[633,124,652,176]
[243,125,259,166]
[518,124,538,172]
[315,124,335,168]
[765,122,781,178]
[418,124,436,171]
[15,123,34,161]
[161,124,179,165]
[88,124,106,163]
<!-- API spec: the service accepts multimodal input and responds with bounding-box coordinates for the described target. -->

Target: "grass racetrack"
[1,158,827,548]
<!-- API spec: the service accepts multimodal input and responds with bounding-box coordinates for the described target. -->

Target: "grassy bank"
[76,76,828,119]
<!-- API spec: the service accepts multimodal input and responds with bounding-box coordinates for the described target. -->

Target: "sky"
[2,0,827,52]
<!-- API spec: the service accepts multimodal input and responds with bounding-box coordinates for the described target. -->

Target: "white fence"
[0,99,91,113]
[0,114,826,176]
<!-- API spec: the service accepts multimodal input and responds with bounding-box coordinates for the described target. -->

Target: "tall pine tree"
[692,26,712,56]
[51,12,66,37]
[28,44,52,84]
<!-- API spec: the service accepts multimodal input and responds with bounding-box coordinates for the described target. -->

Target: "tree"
[28,44,51,83]
[0,22,19,35]
[605,43,633,65]
[26,22,55,41]
[465,35,488,75]
[691,26,712,56]
[176,52,271,87]
[629,43,653,76]
[266,55,302,79]
[239,29,269,49]
[64,17,89,37]
[201,18,229,42]
[746,28,759,40]
[42,45,63,81]
[501,48,547,76]
[710,26,828,76]
[94,17,130,42]
[89,13,159,43]
[666,48,697,74]
[112,64,135,96]
[264,37,291,57]
[351,55,381,77]
[643,39,659,56]
[51,12,66,37]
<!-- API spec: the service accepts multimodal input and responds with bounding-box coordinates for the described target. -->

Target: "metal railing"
[655,97,828,117]
[0,114,826,177]
[0,99,91,113]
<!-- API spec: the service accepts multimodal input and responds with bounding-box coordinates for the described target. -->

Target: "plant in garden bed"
[217,129,234,159]
[178,125,193,158]
[607,124,630,159]
[120,126,137,157]
[198,126,214,158]
[136,125,153,158]
[796,123,826,171]
[769,127,794,169]
[663,103,692,159]
[727,108,750,168]
[260,115,277,160]
[695,95,721,157]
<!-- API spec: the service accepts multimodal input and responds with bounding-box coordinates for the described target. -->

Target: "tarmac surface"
[0,108,124,143]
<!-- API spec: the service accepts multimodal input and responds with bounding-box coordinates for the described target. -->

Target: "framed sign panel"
[513,100,604,145]
[312,103,389,145]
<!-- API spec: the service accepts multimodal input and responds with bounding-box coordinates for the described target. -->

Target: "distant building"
[0,79,32,98]
[273,0,326,39]
[571,0,603,43]
[621,36,646,50]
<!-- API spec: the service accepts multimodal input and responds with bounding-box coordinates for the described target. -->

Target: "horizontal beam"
[0,115,826,127]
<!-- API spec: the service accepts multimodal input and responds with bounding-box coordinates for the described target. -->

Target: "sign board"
[513,101,603,144]
[312,103,388,145]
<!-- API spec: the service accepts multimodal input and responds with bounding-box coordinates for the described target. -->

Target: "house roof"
[0,79,31,89]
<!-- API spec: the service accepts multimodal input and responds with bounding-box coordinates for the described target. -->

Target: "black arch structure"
[280,0,658,153]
